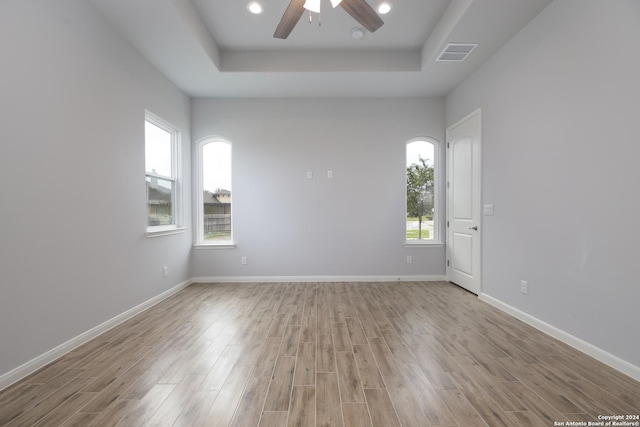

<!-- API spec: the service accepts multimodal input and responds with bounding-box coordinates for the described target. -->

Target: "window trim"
[405,136,442,245]
[195,136,234,247]
[145,111,183,236]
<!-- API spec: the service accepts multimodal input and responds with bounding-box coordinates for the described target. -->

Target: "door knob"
[469,226,478,230]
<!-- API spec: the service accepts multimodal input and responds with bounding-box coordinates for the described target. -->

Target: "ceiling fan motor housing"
[274,0,384,39]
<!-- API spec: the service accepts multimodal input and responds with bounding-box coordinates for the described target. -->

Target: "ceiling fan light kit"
[302,0,342,14]
[274,0,384,39]
[303,0,321,13]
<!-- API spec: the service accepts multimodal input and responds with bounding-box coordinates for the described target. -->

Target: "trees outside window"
[406,139,437,242]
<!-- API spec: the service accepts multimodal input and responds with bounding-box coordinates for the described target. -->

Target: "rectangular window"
[145,112,180,233]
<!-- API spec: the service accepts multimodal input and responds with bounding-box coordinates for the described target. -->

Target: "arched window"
[406,138,439,243]
[197,138,232,245]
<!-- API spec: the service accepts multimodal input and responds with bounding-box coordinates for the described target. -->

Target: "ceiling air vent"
[437,43,478,62]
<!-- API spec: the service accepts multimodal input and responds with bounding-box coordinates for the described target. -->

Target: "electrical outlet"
[327,170,333,178]
[241,256,247,265]
[406,255,412,264]
[520,280,528,294]
[163,266,168,278]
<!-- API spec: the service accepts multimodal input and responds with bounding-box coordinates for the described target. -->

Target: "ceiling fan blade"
[274,0,306,39]
[339,0,384,33]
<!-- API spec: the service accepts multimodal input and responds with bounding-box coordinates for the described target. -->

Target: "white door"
[447,110,482,294]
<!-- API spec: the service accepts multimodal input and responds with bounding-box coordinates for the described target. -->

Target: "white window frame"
[405,137,443,246]
[145,111,184,237]
[195,137,234,247]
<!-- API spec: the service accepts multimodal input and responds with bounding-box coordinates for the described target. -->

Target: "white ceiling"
[88,0,553,98]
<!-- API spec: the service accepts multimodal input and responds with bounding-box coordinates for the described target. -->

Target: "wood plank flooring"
[1,281,639,426]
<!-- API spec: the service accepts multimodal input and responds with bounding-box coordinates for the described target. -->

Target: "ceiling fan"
[274,0,384,39]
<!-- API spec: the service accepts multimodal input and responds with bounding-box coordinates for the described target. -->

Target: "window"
[406,138,439,243]
[145,113,180,233]
[197,138,232,245]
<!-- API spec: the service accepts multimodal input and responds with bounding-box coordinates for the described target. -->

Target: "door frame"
[446,108,482,294]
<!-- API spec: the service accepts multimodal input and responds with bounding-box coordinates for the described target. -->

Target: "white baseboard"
[191,275,447,283]
[0,279,192,392]
[479,293,640,382]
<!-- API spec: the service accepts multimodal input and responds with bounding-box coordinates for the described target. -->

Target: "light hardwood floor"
[1,281,639,426]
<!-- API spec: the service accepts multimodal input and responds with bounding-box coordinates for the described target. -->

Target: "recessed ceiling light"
[377,2,392,14]
[247,2,263,14]
[351,27,365,39]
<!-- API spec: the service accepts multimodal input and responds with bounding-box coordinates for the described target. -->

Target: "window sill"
[194,242,237,249]
[146,226,187,238]
[404,241,444,248]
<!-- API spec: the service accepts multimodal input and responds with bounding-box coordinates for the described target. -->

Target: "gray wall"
[0,0,192,378]
[446,0,640,367]
[191,98,446,279]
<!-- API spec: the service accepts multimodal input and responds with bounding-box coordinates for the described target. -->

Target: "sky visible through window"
[145,121,172,177]
[406,140,434,167]
[203,141,231,193]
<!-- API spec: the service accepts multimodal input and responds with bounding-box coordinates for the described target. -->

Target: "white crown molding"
[479,293,640,382]
[0,279,192,392]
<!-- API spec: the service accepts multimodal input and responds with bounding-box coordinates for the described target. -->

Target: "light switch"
[327,170,333,178]
[483,204,494,215]
[306,171,313,179]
